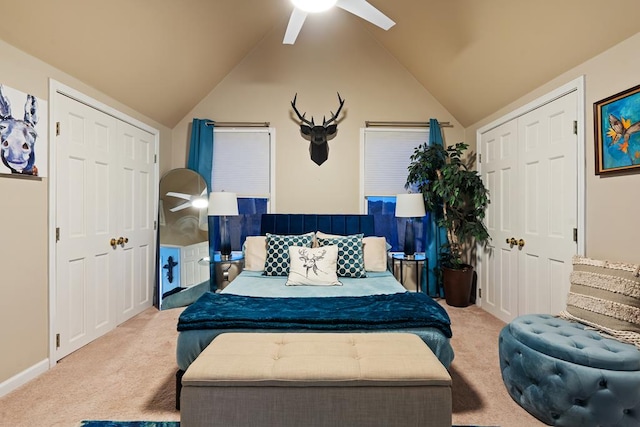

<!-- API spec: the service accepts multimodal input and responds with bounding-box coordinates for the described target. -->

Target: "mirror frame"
[157,168,210,309]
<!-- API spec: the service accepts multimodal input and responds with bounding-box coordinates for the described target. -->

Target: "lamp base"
[403,218,416,258]
[219,216,231,260]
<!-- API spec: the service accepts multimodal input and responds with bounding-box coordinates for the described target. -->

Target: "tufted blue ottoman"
[499,314,640,426]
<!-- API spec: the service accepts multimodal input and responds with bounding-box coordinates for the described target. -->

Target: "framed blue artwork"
[0,84,48,177]
[594,84,640,175]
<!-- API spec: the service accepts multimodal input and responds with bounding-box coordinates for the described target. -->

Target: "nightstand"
[389,252,428,293]
[200,251,244,291]
[214,251,244,291]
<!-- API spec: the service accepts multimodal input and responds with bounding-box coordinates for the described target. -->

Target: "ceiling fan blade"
[169,201,191,212]
[283,8,308,44]
[336,0,395,30]
[166,191,191,200]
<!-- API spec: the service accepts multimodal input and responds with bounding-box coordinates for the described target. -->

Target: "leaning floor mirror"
[157,168,210,310]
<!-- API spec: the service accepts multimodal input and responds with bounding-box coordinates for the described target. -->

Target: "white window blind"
[363,128,429,196]
[212,129,271,197]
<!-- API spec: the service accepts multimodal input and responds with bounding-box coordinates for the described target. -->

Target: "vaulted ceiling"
[1,0,637,128]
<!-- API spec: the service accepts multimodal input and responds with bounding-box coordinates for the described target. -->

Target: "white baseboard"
[0,358,49,397]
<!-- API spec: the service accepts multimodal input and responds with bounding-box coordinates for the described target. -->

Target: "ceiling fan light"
[292,0,338,13]
[191,196,208,209]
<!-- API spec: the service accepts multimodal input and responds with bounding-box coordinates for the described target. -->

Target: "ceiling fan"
[166,189,208,212]
[283,0,395,45]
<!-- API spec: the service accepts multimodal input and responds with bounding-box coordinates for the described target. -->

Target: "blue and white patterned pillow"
[263,232,315,276]
[316,233,367,278]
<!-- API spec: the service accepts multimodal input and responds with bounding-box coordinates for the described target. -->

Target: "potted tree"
[406,141,490,307]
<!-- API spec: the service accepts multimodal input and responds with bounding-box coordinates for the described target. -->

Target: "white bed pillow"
[315,231,339,240]
[362,236,388,272]
[286,245,342,286]
[243,236,267,271]
[315,231,388,272]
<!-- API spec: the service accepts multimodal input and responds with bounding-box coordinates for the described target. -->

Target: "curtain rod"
[205,120,450,128]
[206,121,270,127]
[365,121,453,128]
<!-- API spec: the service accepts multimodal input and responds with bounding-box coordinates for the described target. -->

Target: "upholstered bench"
[181,332,452,427]
[499,314,640,426]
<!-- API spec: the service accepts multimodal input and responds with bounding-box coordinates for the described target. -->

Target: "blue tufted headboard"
[260,214,375,237]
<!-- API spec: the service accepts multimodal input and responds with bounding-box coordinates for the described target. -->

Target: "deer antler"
[298,247,326,262]
[291,93,314,127]
[313,249,327,261]
[323,92,345,126]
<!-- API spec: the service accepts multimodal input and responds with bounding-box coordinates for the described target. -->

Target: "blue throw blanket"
[177,292,452,337]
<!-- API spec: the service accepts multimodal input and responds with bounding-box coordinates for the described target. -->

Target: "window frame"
[211,127,276,250]
[212,127,276,212]
[359,127,429,212]
[360,127,430,251]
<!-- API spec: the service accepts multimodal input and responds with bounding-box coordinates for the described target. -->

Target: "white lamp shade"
[208,192,239,216]
[395,193,426,218]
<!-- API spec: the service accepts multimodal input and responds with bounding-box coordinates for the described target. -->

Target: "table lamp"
[395,193,426,259]
[208,191,239,260]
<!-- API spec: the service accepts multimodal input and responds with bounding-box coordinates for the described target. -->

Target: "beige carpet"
[0,301,545,427]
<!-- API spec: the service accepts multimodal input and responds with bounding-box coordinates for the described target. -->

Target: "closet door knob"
[110,238,117,248]
[117,237,129,246]
[518,239,525,248]
[508,237,517,246]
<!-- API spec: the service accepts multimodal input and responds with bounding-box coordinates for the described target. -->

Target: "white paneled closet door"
[479,90,578,324]
[54,91,157,361]
[479,119,520,321]
[116,121,156,324]
[516,93,577,317]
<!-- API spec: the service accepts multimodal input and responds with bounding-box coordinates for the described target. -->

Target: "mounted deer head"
[291,92,345,166]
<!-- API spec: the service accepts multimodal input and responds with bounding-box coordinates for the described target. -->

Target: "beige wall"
[0,38,171,384]
[172,13,464,213]
[466,33,640,265]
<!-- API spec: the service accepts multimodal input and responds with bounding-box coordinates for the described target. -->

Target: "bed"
[175,214,454,405]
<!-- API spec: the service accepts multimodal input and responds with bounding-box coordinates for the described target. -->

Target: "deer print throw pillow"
[286,245,342,286]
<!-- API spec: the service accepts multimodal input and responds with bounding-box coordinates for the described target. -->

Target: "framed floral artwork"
[594,84,640,175]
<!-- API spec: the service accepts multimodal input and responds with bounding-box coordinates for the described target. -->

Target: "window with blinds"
[363,128,429,197]
[362,128,429,251]
[211,128,274,250]
[212,129,272,198]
